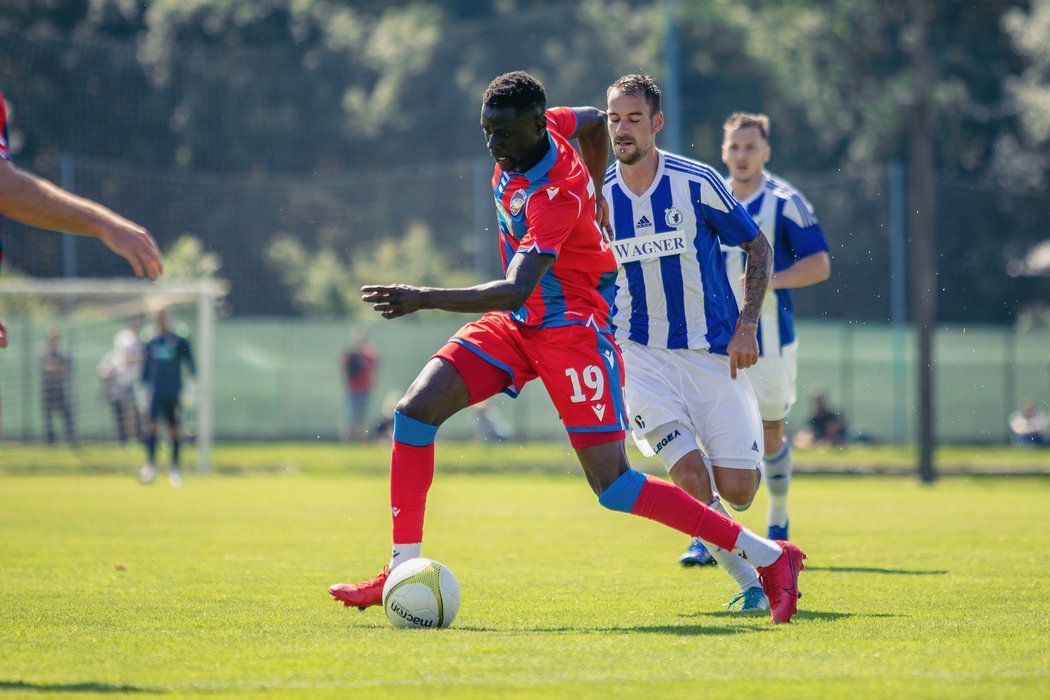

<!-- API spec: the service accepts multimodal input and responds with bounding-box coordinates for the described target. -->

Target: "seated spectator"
[793,392,847,448]
[1009,401,1048,447]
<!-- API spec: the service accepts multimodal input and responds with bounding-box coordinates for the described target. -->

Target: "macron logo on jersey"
[546,186,560,199]
[591,404,607,421]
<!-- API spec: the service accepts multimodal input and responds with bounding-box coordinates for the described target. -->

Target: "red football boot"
[756,541,806,624]
[329,566,390,611]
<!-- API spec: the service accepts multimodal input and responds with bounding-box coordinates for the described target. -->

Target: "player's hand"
[596,195,612,241]
[97,219,164,280]
[726,320,758,379]
[362,284,428,319]
[0,319,7,349]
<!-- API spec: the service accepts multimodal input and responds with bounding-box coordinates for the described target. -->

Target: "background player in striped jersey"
[0,91,162,349]
[602,75,791,612]
[329,71,805,624]
[721,112,831,542]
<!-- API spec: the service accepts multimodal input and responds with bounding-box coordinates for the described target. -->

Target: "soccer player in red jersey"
[0,91,162,348]
[329,72,804,623]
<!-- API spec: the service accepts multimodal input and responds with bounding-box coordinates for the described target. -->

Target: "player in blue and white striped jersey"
[721,113,831,542]
[601,76,785,612]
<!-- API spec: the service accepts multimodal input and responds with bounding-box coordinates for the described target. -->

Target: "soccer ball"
[382,557,460,629]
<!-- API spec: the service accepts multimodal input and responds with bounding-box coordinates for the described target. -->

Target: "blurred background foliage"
[0,0,1047,321]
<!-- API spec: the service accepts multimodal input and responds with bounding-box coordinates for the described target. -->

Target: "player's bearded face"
[607,90,661,166]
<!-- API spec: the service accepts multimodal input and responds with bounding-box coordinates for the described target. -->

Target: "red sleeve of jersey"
[0,92,10,161]
[517,183,582,259]
[545,107,578,140]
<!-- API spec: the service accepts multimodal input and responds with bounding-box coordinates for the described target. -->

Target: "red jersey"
[0,94,9,162]
[0,91,10,265]
[491,107,617,331]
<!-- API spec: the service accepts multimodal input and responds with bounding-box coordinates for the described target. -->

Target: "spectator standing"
[98,317,145,445]
[40,327,74,444]
[341,328,378,441]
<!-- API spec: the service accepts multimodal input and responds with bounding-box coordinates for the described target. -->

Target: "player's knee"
[670,465,710,502]
[713,468,760,510]
[721,494,755,512]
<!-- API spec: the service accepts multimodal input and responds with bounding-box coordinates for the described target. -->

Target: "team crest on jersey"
[664,207,684,227]
[509,189,527,216]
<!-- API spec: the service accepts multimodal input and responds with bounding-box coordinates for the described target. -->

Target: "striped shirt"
[722,171,829,354]
[603,150,761,354]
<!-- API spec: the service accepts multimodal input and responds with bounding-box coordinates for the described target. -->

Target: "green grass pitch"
[1,443,1047,699]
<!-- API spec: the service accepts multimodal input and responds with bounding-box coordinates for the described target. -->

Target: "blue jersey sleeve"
[692,173,760,248]
[779,195,829,261]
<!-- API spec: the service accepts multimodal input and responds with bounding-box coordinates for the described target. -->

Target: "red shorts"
[434,312,627,448]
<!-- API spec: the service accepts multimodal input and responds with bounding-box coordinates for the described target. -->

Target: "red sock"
[390,440,435,544]
[631,476,742,551]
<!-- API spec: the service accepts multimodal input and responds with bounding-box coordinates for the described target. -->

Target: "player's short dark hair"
[483,71,547,115]
[608,74,662,116]
[724,112,771,140]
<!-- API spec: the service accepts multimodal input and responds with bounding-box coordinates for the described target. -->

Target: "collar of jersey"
[732,170,770,208]
[614,149,667,203]
[508,132,558,184]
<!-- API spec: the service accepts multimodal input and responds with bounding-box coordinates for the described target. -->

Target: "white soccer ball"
[382,557,460,629]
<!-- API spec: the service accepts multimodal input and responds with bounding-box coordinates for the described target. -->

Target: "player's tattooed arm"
[738,234,773,324]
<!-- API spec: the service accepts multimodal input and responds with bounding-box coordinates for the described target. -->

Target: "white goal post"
[0,278,228,473]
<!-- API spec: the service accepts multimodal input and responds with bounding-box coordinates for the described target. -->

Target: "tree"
[162,234,223,280]
[266,222,474,319]
[994,0,1050,193]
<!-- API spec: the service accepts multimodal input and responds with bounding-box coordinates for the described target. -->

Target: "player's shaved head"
[483,71,547,116]
[724,112,770,141]
[608,74,661,117]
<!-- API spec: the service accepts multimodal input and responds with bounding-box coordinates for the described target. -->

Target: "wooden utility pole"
[909,0,937,483]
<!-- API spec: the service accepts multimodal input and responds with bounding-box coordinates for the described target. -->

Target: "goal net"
[0,278,227,472]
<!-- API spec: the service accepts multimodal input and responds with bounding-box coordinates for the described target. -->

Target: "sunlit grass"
[1,460,1047,698]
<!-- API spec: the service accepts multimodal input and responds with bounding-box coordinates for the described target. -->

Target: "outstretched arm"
[362,249,554,320]
[571,107,610,233]
[0,160,163,279]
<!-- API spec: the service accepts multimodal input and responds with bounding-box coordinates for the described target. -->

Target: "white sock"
[732,528,782,568]
[390,543,421,570]
[703,497,760,591]
[765,441,792,528]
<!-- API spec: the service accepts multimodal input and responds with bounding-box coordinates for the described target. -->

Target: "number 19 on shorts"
[565,366,605,403]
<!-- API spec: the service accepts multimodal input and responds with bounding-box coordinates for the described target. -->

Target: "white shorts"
[620,341,763,471]
[749,341,799,422]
